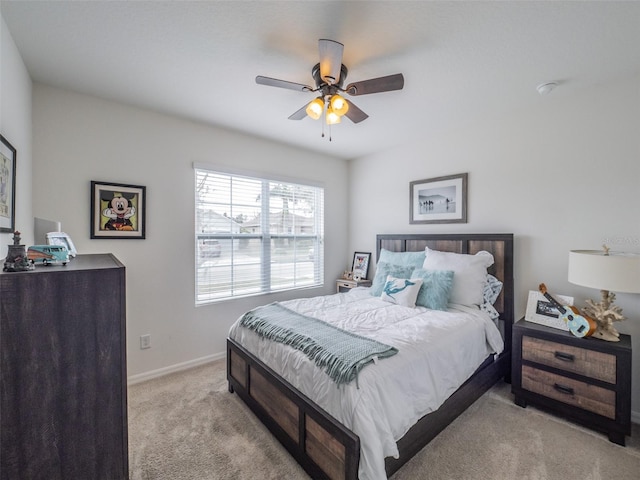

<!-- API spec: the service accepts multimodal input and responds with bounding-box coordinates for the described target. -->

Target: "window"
[195,167,324,304]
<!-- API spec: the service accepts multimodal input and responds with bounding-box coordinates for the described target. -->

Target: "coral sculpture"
[582,289,624,342]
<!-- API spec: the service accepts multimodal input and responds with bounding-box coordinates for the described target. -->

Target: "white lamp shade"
[568,250,640,294]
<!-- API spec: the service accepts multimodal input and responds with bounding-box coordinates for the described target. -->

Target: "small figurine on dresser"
[3,230,35,272]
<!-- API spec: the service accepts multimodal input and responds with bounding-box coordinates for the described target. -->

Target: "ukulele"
[538,283,597,338]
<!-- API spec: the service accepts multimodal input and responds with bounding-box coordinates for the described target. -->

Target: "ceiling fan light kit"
[329,94,349,116]
[306,97,324,120]
[256,38,404,136]
[326,106,341,125]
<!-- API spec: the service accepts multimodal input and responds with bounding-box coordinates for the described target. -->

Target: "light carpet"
[128,360,640,479]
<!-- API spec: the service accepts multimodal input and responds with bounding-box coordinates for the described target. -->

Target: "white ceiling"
[2,1,640,160]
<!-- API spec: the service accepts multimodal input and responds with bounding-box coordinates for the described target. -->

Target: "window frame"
[194,165,324,305]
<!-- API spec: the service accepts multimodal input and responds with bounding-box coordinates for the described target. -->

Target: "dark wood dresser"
[1,254,128,479]
[512,319,631,445]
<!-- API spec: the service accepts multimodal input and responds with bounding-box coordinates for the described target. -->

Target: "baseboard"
[127,352,225,385]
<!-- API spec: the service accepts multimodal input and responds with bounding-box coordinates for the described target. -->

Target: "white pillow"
[380,275,423,308]
[422,248,494,306]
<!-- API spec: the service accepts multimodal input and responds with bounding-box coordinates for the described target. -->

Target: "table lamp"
[568,246,640,341]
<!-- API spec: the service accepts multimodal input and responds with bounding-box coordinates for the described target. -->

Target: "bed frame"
[227,233,514,479]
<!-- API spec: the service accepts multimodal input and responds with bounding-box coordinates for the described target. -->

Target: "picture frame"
[91,181,146,239]
[0,135,17,233]
[351,252,371,280]
[524,290,573,331]
[410,173,467,224]
[46,232,78,257]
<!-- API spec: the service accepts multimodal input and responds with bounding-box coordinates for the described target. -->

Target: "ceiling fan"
[256,39,404,125]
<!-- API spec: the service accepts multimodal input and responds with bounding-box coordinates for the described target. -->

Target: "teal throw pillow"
[370,262,416,297]
[378,248,426,269]
[410,268,455,311]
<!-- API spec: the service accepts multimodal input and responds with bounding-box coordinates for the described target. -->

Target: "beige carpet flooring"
[128,360,640,479]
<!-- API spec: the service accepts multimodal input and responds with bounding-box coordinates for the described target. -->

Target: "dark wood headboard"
[376,233,514,351]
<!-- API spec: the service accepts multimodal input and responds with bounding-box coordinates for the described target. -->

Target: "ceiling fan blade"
[288,104,308,120]
[318,39,344,85]
[344,100,369,123]
[256,76,313,92]
[345,73,404,96]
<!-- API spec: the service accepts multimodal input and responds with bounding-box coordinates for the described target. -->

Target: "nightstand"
[512,319,632,445]
[336,278,372,293]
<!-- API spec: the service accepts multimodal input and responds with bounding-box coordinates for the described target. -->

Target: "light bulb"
[305,98,324,120]
[326,106,341,125]
[330,94,349,116]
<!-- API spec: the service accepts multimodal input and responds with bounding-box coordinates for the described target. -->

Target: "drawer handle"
[554,351,575,362]
[553,383,575,395]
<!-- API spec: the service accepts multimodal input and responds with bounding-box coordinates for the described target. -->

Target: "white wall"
[0,15,32,253]
[10,5,640,417]
[32,84,348,379]
[348,73,640,417]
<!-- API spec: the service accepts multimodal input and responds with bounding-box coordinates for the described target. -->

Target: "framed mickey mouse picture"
[91,181,146,239]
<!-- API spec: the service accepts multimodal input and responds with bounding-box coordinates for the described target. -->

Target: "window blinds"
[195,167,324,304]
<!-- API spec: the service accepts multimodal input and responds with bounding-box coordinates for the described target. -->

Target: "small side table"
[336,278,372,293]
[512,318,632,445]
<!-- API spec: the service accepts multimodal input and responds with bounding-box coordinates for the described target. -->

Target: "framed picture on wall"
[351,252,371,280]
[0,135,17,233]
[91,181,146,239]
[410,173,467,224]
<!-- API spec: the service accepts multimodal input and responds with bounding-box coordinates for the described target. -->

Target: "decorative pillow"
[410,269,455,311]
[370,262,416,297]
[480,274,503,321]
[422,248,494,306]
[380,275,423,308]
[378,248,426,269]
[483,274,503,304]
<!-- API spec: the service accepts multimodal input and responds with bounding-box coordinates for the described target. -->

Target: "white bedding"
[228,287,504,480]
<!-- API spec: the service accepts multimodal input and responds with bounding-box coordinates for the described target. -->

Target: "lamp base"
[592,327,620,342]
[582,290,624,342]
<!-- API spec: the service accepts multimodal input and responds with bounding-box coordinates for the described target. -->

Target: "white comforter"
[228,288,504,480]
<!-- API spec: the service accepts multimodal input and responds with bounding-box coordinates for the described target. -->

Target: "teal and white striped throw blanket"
[239,302,398,386]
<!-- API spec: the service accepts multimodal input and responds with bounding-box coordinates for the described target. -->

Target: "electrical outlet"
[140,334,151,349]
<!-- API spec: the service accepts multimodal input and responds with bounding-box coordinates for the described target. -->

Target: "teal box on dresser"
[1,254,128,480]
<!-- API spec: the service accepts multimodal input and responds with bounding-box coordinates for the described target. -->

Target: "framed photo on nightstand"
[524,290,572,331]
[351,252,371,280]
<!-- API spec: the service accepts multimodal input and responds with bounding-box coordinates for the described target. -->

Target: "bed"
[227,233,514,480]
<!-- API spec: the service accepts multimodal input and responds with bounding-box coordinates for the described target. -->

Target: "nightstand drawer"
[522,336,616,384]
[337,280,355,290]
[522,365,615,419]
[336,279,371,293]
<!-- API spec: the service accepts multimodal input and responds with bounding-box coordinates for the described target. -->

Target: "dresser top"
[1,253,124,276]
[515,318,631,351]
